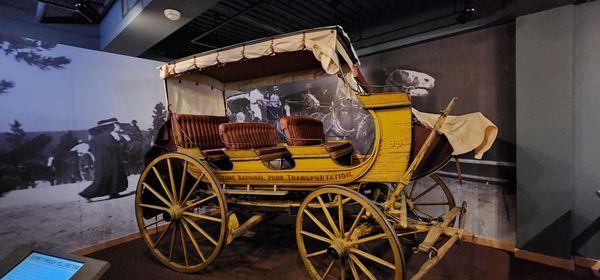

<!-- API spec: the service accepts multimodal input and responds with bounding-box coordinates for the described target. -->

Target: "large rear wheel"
[296,186,405,280]
[135,153,228,273]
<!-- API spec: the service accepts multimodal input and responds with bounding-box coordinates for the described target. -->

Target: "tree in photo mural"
[0,34,70,94]
[0,120,53,196]
[150,102,167,136]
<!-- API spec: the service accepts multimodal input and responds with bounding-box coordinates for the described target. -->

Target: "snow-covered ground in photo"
[0,175,140,258]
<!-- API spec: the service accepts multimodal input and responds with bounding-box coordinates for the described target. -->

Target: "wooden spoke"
[179,161,188,204]
[321,260,335,279]
[344,207,365,241]
[181,173,205,205]
[143,183,172,207]
[139,203,169,211]
[340,261,346,280]
[182,194,217,212]
[184,217,218,246]
[179,222,189,266]
[306,249,327,258]
[350,248,395,270]
[183,211,222,223]
[341,197,352,205]
[349,233,387,245]
[152,222,173,248]
[348,258,360,280]
[337,195,344,236]
[414,201,450,206]
[301,230,332,244]
[168,222,178,261]
[412,183,438,201]
[414,207,435,219]
[317,195,340,237]
[152,166,175,204]
[181,220,206,262]
[397,230,426,237]
[144,218,165,229]
[166,158,178,204]
[349,254,376,280]
[303,209,335,240]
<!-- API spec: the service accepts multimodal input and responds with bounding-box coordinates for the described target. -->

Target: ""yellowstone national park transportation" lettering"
[217,171,353,183]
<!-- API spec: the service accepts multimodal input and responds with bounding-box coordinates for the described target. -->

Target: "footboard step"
[223,189,289,196]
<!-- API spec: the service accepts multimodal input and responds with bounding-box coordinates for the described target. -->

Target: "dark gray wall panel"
[515,5,573,259]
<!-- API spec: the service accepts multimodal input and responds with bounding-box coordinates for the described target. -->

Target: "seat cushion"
[171,114,228,149]
[219,122,278,149]
[280,116,325,146]
[324,142,352,152]
[255,146,288,156]
[202,148,227,160]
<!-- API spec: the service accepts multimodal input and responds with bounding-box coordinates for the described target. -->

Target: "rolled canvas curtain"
[166,75,226,116]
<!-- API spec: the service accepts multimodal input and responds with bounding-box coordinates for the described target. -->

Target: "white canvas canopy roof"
[160,26,361,116]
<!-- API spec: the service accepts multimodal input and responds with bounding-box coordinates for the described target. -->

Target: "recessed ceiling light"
[163,9,181,21]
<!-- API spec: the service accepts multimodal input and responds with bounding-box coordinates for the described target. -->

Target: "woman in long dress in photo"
[79,118,129,202]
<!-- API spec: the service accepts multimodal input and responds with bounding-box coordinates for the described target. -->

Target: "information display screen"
[1,252,84,280]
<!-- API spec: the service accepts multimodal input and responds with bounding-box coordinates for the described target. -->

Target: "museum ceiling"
[139,0,517,61]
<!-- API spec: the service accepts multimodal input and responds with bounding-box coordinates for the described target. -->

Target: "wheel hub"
[164,205,183,221]
[327,238,349,260]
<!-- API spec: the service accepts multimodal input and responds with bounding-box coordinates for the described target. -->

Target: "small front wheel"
[135,152,228,273]
[296,186,405,279]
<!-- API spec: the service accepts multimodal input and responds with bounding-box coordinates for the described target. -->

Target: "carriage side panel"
[357,93,412,183]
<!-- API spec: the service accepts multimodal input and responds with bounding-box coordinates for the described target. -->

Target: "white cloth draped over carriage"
[159,25,497,160]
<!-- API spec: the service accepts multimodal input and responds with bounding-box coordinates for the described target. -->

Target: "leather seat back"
[171,114,229,149]
[280,116,326,146]
[219,122,278,149]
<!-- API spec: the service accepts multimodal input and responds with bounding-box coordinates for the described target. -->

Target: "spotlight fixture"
[456,0,477,24]
[164,9,181,21]
[73,0,101,24]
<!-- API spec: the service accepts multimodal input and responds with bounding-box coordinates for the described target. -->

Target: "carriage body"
[136,26,465,280]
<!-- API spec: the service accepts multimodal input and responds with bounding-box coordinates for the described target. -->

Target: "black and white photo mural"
[362,23,517,244]
[0,33,163,256]
[226,76,375,155]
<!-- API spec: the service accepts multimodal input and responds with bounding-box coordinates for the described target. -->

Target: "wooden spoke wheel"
[296,186,405,280]
[135,153,228,273]
[405,174,455,224]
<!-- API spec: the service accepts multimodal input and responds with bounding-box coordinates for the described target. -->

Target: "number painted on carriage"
[388,138,403,149]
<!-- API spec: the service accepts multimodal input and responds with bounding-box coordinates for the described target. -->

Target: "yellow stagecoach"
[136,26,472,280]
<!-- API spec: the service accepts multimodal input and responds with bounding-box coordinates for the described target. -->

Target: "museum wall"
[572,1,600,260]
[516,2,600,260]
[0,33,163,257]
[515,5,574,259]
[360,23,517,243]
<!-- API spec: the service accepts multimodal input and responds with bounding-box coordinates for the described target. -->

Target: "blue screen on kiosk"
[1,252,84,280]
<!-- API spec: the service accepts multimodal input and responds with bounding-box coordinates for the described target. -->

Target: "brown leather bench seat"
[218,122,290,160]
[171,114,229,161]
[280,116,353,160]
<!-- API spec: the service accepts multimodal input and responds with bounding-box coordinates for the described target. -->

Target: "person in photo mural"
[79,118,130,202]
